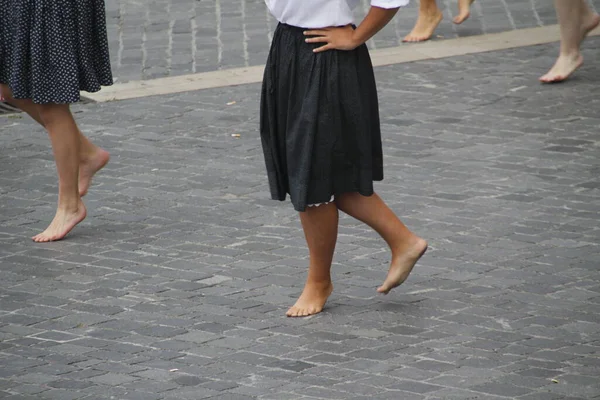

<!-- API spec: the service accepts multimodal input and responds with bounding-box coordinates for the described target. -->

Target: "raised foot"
[403,10,443,42]
[287,280,333,317]
[539,53,584,84]
[32,200,87,243]
[377,238,428,294]
[79,148,110,197]
[453,0,475,24]
[582,13,600,37]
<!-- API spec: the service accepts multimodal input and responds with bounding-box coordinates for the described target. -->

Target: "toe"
[542,75,563,84]
[288,306,304,317]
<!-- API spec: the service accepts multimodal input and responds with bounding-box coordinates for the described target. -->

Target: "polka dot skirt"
[0,0,113,104]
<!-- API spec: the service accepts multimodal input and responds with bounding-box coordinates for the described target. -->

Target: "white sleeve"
[371,0,409,9]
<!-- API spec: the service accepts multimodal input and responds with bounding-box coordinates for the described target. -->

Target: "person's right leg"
[335,193,427,294]
[287,202,338,317]
[0,84,110,196]
[403,0,443,42]
[540,0,600,83]
[32,103,87,242]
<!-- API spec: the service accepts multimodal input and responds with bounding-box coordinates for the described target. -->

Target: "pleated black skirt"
[260,23,383,212]
[0,0,113,104]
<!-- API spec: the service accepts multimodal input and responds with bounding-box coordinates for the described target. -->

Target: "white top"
[265,0,409,29]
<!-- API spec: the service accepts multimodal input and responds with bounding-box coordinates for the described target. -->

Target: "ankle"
[391,234,426,258]
[79,148,99,163]
[420,5,441,15]
[559,49,582,59]
[305,277,333,287]
[57,196,81,212]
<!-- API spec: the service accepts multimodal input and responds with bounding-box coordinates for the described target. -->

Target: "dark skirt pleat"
[260,23,383,212]
[0,0,113,104]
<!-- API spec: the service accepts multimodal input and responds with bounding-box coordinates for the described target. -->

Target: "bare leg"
[540,0,600,83]
[32,104,87,242]
[453,0,475,24]
[0,84,110,196]
[403,0,443,42]
[287,203,338,317]
[335,193,427,294]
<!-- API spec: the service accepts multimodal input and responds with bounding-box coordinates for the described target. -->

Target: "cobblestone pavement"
[1,38,600,399]
[105,0,600,82]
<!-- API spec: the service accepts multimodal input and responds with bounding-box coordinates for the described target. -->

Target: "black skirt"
[0,0,113,104]
[260,23,383,212]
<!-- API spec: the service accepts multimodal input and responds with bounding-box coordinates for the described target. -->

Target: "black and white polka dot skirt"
[0,0,113,104]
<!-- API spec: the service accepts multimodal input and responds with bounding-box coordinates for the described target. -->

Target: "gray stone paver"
[2,38,600,399]
[104,0,600,82]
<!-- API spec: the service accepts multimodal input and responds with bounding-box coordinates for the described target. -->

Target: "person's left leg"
[1,84,110,196]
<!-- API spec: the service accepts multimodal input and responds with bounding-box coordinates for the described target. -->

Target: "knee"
[36,104,65,127]
[0,84,15,102]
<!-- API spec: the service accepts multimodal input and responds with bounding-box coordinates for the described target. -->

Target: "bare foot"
[539,52,584,83]
[539,13,599,84]
[377,237,427,294]
[453,0,475,24]
[582,12,600,39]
[32,200,87,242]
[287,280,333,317]
[403,9,443,42]
[79,148,110,197]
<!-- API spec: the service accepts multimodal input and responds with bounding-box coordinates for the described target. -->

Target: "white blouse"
[265,0,409,29]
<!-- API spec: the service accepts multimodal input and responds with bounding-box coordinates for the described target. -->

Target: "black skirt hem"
[272,187,383,213]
